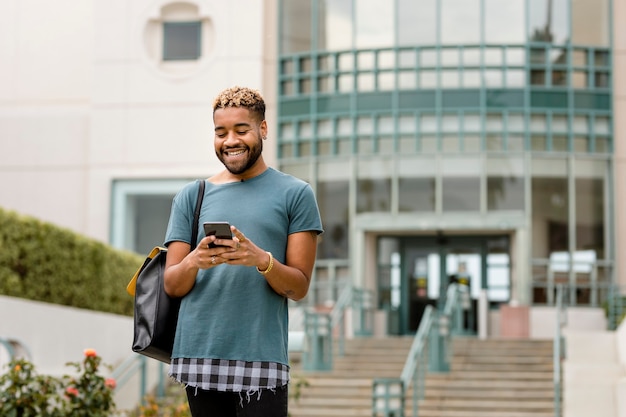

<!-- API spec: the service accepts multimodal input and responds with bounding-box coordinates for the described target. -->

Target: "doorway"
[378,235,511,335]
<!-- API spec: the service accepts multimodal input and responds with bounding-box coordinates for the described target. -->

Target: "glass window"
[357,179,391,213]
[318,0,353,51]
[442,177,480,211]
[281,0,312,53]
[398,0,436,45]
[356,0,394,48]
[441,0,480,45]
[317,180,350,259]
[485,0,524,43]
[487,177,525,210]
[399,178,435,212]
[531,176,569,258]
[528,0,569,44]
[163,22,201,61]
[399,115,416,134]
[487,237,511,302]
[575,161,606,258]
[572,0,610,46]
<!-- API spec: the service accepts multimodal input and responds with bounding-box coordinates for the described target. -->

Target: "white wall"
[0,0,274,245]
[0,295,132,374]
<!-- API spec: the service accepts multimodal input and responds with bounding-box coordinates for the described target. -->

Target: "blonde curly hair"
[212,86,266,122]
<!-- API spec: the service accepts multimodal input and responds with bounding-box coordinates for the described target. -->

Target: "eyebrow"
[214,122,252,132]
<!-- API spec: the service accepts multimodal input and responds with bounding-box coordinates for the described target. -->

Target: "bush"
[0,207,143,316]
[0,349,116,417]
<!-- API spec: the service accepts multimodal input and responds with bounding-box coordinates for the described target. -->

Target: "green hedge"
[0,207,143,316]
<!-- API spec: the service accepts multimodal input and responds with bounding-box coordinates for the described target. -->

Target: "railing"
[112,354,168,406]
[372,284,468,417]
[531,258,614,307]
[302,283,360,371]
[606,285,626,330]
[0,337,31,362]
[553,284,567,417]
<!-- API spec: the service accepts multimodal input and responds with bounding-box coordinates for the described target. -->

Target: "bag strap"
[190,179,206,251]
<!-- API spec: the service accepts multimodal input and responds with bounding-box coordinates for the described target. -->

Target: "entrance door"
[379,235,510,335]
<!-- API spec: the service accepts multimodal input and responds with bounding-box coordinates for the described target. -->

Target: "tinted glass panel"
[357,179,391,213]
[355,0,393,48]
[398,0,436,45]
[572,0,610,46]
[318,0,353,51]
[531,177,569,257]
[528,0,569,44]
[135,195,176,254]
[441,0,480,45]
[575,178,605,257]
[442,177,480,211]
[399,178,436,212]
[317,181,350,259]
[485,0,524,43]
[281,0,312,53]
[487,177,525,210]
[163,22,201,61]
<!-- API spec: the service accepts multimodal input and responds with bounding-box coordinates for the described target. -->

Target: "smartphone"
[203,222,232,248]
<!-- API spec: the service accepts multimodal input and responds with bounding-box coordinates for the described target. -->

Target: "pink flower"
[105,378,116,389]
[65,386,79,397]
[83,348,97,357]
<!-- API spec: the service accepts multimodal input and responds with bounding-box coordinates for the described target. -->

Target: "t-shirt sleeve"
[164,182,197,247]
[288,183,324,236]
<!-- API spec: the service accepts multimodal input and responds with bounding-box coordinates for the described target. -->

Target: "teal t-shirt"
[164,168,323,365]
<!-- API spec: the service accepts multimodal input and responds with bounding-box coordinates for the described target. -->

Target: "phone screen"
[203,222,232,247]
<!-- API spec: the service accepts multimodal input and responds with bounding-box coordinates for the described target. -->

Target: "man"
[163,86,323,416]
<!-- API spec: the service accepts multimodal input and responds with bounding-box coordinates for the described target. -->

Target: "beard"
[217,135,263,175]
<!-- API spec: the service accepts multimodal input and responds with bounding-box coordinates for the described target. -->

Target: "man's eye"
[237,131,249,135]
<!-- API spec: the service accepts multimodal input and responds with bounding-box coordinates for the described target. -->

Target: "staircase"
[289,337,555,417]
[420,338,555,417]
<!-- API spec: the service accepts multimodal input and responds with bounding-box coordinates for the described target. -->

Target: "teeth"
[227,150,245,156]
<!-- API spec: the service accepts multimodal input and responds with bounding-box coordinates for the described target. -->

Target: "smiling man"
[163,86,323,417]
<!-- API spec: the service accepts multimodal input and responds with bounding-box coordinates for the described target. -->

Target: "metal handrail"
[329,284,352,357]
[371,306,436,417]
[554,284,567,417]
[0,337,32,361]
[607,286,626,330]
[112,354,168,405]
[372,284,467,417]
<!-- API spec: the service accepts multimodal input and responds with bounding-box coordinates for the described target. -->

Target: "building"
[0,0,624,337]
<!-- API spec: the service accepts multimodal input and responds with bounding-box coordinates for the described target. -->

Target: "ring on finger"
[211,256,216,265]
[236,242,241,249]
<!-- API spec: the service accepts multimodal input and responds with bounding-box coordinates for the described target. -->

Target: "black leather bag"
[126,180,205,363]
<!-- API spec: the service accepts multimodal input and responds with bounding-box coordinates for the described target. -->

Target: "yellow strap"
[126,246,165,296]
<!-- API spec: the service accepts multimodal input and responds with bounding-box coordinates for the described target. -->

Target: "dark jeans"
[185,385,288,417]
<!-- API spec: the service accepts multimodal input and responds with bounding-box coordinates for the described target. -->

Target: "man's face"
[213,107,266,175]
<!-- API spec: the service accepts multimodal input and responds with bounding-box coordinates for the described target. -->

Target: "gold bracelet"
[257,251,274,275]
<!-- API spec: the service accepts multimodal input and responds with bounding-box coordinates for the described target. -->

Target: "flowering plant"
[62,348,116,417]
[0,349,116,417]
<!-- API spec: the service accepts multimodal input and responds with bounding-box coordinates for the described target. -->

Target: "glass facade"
[278,0,614,318]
